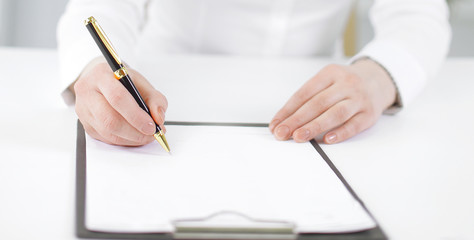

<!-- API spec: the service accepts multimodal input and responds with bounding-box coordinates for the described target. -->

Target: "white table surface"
[0,47,473,240]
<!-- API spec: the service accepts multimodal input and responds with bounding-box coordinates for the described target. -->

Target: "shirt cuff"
[351,41,427,113]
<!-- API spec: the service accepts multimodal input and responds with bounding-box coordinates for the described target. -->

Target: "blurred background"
[0,0,473,56]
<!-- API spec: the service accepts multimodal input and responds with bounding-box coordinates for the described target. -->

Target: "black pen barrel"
[118,75,163,133]
[85,22,121,70]
[85,16,169,151]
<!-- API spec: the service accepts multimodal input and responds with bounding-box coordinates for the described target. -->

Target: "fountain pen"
[84,16,170,152]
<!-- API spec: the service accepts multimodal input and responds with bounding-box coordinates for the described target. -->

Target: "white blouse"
[57,0,451,108]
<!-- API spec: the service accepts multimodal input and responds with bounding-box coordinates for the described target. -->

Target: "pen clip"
[84,16,122,66]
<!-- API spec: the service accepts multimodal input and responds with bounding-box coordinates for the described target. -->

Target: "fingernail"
[275,125,290,140]
[142,122,156,135]
[326,133,337,143]
[295,129,310,142]
[269,119,280,132]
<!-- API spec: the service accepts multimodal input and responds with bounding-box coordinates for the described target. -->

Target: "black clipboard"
[75,120,387,240]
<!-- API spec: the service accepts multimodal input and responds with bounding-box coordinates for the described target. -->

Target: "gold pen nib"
[154,131,170,153]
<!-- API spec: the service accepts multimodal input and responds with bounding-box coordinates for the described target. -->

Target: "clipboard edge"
[308,140,387,239]
[75,120,173,239]
[75,120,387,240]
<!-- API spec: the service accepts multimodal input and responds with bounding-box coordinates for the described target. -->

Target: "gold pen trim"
[85,16,122,65]
[114,67,128,80]
[85,16,171,153]
[154,131,171,153]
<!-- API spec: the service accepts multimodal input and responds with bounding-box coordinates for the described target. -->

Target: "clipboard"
[75,120,387,240]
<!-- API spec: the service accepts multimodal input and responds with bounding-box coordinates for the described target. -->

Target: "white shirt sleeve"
[352,0,451,109]
[56,0,149,105]
[57,0,451,109]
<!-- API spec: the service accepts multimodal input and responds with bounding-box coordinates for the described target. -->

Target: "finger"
[273,85,348,141]
[80,120,101,140]
[84,118,154,146]
[151,105,166,127]
[270,73,334,132]
[292,99,360,142]
[131,71,169,127]
[129,68,168,112]
[142,90,168,127]
[87,90,153,145]
[97,77,157,136]
[323,112,375,144]
[75,90,118,143]
[100,131,155,146]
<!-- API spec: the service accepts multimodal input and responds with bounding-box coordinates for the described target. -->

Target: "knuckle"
[311,121,323,134]
[128,134,144,146]
[146,91,169,111]
[109,134,122,145]
[321,64,346,80]
[273,109,291,124]
[73,79,87,94]
[362,104,377,120]
[310,97,329,111]
[128,109,145,124]
[161,95,169,110]
[94,62,111,74]
[359,97,374,113]
[335,104,351,121]
[296,89,311,101]
[343,115,370,138]
[290,90,311,105]
[101,114,120,133]
[290,113,309,127]
[108,90,126,106]
[344,122,358,136]
[136,134,147,144]
[343,74,362,86]
[136,134,152,145]
[323,64,342,73]
[339,122,358,140]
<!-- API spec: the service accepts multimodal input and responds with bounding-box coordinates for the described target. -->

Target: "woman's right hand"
[73,62,168,146]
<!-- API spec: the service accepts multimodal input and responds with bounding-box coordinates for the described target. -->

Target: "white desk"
[0,47,473,239]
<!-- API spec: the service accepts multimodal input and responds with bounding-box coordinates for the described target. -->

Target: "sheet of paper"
[86,125,375,233]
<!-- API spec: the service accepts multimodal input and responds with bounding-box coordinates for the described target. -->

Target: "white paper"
[86,125,375,233]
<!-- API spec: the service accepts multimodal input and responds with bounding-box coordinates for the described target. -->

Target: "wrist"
[350,57,400,113]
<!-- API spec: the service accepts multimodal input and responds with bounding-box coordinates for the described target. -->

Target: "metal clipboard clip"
[173,211,296,240]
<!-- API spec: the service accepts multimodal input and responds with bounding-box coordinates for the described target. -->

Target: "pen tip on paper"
[154,132,170,153]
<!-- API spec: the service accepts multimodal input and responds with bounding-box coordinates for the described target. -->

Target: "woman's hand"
[270,58,396,144]
[73,61,168,146]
